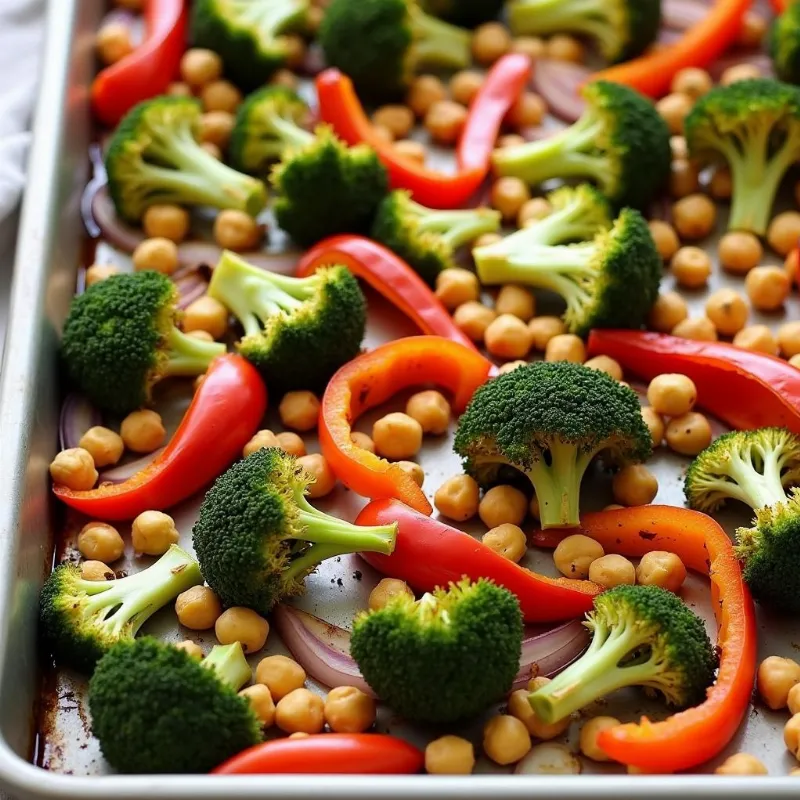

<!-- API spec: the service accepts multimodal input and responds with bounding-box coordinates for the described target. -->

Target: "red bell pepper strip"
[296,235,477,351]
[532,506,757,774]
[589,0,751,98]
[316,53,531,209]
[588,329,800,434]
[320,337,492,515]
[213,734,423,775]
[92,0,188,127]
[358,499,599,623]
[773,0,789,12]
[54,354,267,520]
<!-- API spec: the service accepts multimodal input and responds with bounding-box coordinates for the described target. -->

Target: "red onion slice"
[662,0,709,31]
[59,394,103,450]
[99,449,165,484]
[512,619,589,689]
[531,60,589,123]
[89,184,146,252]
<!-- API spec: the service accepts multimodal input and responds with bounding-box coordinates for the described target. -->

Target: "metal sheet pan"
[1,0,800,797]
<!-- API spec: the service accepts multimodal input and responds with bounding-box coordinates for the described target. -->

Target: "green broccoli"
[684,428,800,514]
[320,0,472,100]
[421,0,505,28]
[474,195,661,336]
[190,0,310,91]
[192,447,398,615]
[207,250,366,392]
[89,638,261,773]
[105,96,267,224]
[61,271,226,416]
[529,585,717,723]
[685,79,800,236]
[454,361,652,529]
[351,578,523,723]
[492,81,671,210]
[770,4,800,85]
[229,86,314,176]
[508,0,662,63]
[39,545,203,673]
[270,125,389,247]
[370,190,502,285]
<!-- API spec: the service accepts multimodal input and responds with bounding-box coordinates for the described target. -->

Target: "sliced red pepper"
[54,354,267,520]
[532,506,757,773]
[316,53,531,209]
[92,0,187,127]
[296,235,477,350]
[773,0,788,11]
[588,329,800,434]
[320,336,492,515]
[357,499,599,623]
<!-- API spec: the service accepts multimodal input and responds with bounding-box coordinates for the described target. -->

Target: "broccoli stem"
[509,0,612,44]
[201,643,253,691]
[410,5,472,70]
[268,115,316,152]
[715,447,791,511]
[512,202,600,247]
[164,326,226,376]
[229,0,309,34]
[413,205,501,250]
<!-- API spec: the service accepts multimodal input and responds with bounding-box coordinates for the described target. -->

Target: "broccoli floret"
[193,448,397,615]
[684,428,800,514]
[685,79,800,236]
[89,638,261,773]
[39,545,203,673]
[351,578,523,723]
[208,250,366,392]
[529,585,717,723]
[371,190,501,285]
[474,199,661,336]
[105,96,267,223]
[508,0,662,63]
[320,0,472,100]
[61,271,226,416]
[771,4,800,85]
[454,362,652,529]
[190,0,310,91]
[421,0,505,28]
[270,125,389,247]
[229,86,314,176]
[492,81,671,210]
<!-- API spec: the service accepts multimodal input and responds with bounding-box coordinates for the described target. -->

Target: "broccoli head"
[39,545,203,673]
[685,78,800,235]
[208,250,366,392]
[351,578,523,723]
[508,0,662,63]
[771,4,800,85]
[190,0,310,91]
[474,199,661,336]
[454,361,652,529]
[684,428,800,514]
[105,96,267,223]
[61,271,226,416]
[371,190,501,285]
[492,81,671,210]
[320,0,472,100]
[529,585,717,723]
[421,0,505,28]
[271,125,389,247]
[193,448,397,615]
[89,637,261,773]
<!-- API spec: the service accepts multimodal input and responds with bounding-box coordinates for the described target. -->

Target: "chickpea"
[648,292,688,333]
[350,431,375,454]
[324,686,376,733]
[269,68,299,90]
[544,333,585,363]
[406,75,447,119]
[498,360,527,375]
[733,324,779,356]
[670,246,712,289]
[167,81,192,97]
[518,197,552,227]
[496,285,535,322]
[85,264,120,286]
[611,464,658,507]
[279,391,320,432]
[183,295,229,340]
[275,688,325,735]
[372,413,423,460]
[96,23,133,65]
[721,63,762,86]
[434,474,480,521]
[199,110,235,149]
[709,167,733,200]
[579,717,621,761]
[479,485,528,530]
[482,524,527,563]
[215,607,269,654]
[738,11,767,47]
[647,374,697,417]
[120,409,165,454]
[175,640,204,659]
[746,265,791,311]
[200,80,242,114]
[672,195,717,241]
[670,159,700,198]
[255,655,306,701]
[589,554,637,589]
[369,577,414,612]
[180,48,223,88]
[472,22,511,65]
[372,105,414,139]
[453,301,497,342]
[485,314,533,360]
[546,34,584,64]
[370,125,395,146]
[142,205,190,244]
[641,407,665,447]
[200,141,223,160]
[239,685,275,728]
[243,429,280,458]
[78,522,125,563]
[435,268,480,310]
[636,551,687,593]
[670,68,713,100]
[787,714,800,759]
[506,93,547,131]
[670,135,688,161]
[81,560,115,581]
[297,454,337,499]
[657,92,693,135]
[648,220,680,262]
[213,209,262,251]
[491,177,531,222]
[529,316,567,350]
[553,534,604,579]
[483,715,531,765]
[474,233,505,252]
[406,390,451,435]
[791,355,800,370]
[718,231,763,274]
[276,431,306,457]
[665,411,713,456]
[132,237,179,275]
[779,322,800,358]
[512,36,546,60]
[715,753,768,775]
[705,288,749,336]
[391,139,426,166]
[757,656,800,710]
[131,510,179,556]
[671,316,718,341]
[507,684,568,740]
[425,735,475,775]
[78,426,124,468]
[175,585,222,630]
[425,100,467,145]
[394,460,425,485]
[583,355,623,380]
[49,448,98,491]
[789,683,800,715]
[450,70,484,107]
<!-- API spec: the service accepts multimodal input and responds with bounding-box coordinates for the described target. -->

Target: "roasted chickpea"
[641,407,665,447]
[240,685,276,728]
[496,285,535,321]
[85,264,121,286]
[588,554,637,588]
[279,391,320,432]
[78,522,124,563]
[183,295,229,340]
[373,412,423,460]
[636,551,687,593]
[508,684,570,740]
[490,177,531,222]
[435,268,480,310]
[449,70,484,107]
[715,753,768,775]
[779,322,800,358]
[478,485,528,529]
[498,360,527,374]
[670,68,713,100]
[213,209,263,251]
[394,139,427,165]
[482,715,531,766]
[579,717,621,761]
[472,22,511,65]
[611,465,658,508]
[758,656,800,710]
[705,288,749,336]
[583,355,623,380]
[648,291,689,333]
[718,231,763,274]
[738,11,767,47]
[425,735,475,775]
[474,232,504,251]
[275,688,325,734]
[544,333,585,363]
[180,48,223,88]
[648,220,680,262]
[132,237,179,275]
[671,316,718,341]
[175,640,203,659]
[657,92,693,135]
[243,429,280,458]
[350,431,375,454]
[670,247,711,289]
[406,75,447,119]
[131,510,179,555]
[269,69,298,90]
[215,607,269,654]
[49,448,97,490]
[528,316,567,350]
[506,92,547,131]
[787,714,800,759]
[670,159,701,198]
[518,197,552,227]
[665,411,713,456]
[791,355,800,369]
[406,390,451,435]
[324,686,376,733]
[81,560,115,581]
[721,63,762,85]
[372,105,414,139]
[297,454,337,499]
[425,100,467,145]
[96,23,133,65]
[200,79,242,114]
[175,585,222,630]
[78,426,124,468]
[709,167,733,200]
[485,314,533,360]
[554,534,604,579]
[672,194,717,241]
[143,205,190,243]
[481,523,527,563]
[512,36,546,59]
[369,577,414,611]
[276,431,306,457]
[647,374,697,416]
[199,110,235,149]
[120,409,165,454]
[256,655,306,700]
[746,265,791,311]
[671,135,688,160]
[789,683,800,715]
[434,474,480,521]
[733,324,779,355]
[370,125,395,146]
[546,34,584,63]
[453,301,497,342]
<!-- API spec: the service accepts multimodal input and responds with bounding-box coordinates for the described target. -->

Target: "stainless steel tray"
[1,0,800,797]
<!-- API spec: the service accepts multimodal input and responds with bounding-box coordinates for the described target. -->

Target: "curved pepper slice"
[54,354,267,520]
[358,499,599,623]
[296,235,477,350]
[320,336,492,515]
[532,505,757,773]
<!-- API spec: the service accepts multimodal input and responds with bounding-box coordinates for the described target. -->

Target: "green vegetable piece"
[770,4,800,85]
